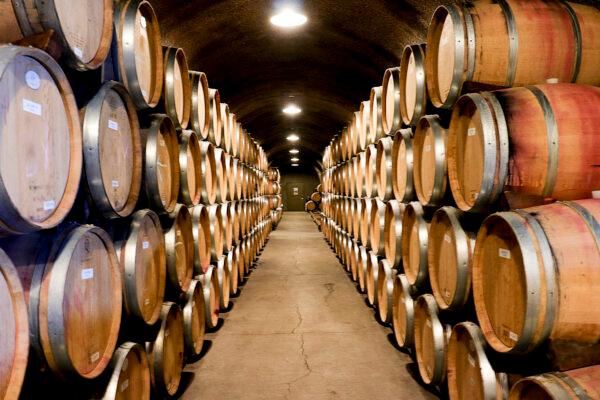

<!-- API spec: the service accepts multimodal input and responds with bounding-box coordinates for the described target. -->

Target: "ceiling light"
[291,163,299,167]
[270,9,307,28]
[291,157,300,162]
[287,134,300,142]
[289,149,299,154]
[283,104,302,115]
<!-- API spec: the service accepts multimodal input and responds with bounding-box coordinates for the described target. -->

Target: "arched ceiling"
[149,0,597,174]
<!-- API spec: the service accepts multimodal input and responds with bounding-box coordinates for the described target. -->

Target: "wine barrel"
[189,71,210,140]
[414,294,451,386]
[229,201,241,246]
[365,144,378,198]
[189,205,211,275]
[377,259,396,324]
[369,198,387,257]
[401,202,432,292]
[213,147,228,203]
[182,279,205,358]
[110,209,165,326]
[305,200,317,212]
[220,103,231,152]
[0,248,28,400]
[357,246,368,294]
[227,249,239,295]
[161,47,191,130]
[381,67,402,136]
[392,274,416,349]
[352,111,361,155]
[219,202,233,252]
[0,46,82,236]
[413,115,448,207]
[146,302,184,398]
[234,244,245,285]
[141,114,180,214]
[384,200,406,269]
[360,198,373,248]
[448,84,600,213]
[112,0,163,109]
[447,322,509,400]
[99,342,151,400]
[178,130,201,206]
[472,199,600,370]
[199,141,217,205]
[310,192,322,203]
[82,81,142,219]
[425,0,600,109]
[376,136,394,201]
[2,225,122,380]
[352,198,363,242]
[392,128,415,203]
[198,266,220,330]
[369,86,384,144]
[226,156,238,202]
[366,251,380,306]
[0,0,113,70]
[510,365,600,399]
[162,204,194,296]
[228,116,239,156]
[349,239,360,282]
[428,207,476,311]
[207,204,224,262]
[208,89,222,147]
[400,44,428,127]
[359,100,371,150]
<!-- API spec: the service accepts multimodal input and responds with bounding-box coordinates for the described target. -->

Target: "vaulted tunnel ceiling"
[149,0,598,174]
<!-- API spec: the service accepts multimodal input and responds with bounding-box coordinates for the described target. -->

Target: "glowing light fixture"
[291,157,300,162]
[289,149,299,154]
[270,9,307,28]
[291,163,299,167]
[283,103,302,115]
[287,134,300,142]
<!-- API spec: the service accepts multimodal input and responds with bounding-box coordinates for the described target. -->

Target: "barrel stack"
[0,1,277,398]
[317,1,600,398]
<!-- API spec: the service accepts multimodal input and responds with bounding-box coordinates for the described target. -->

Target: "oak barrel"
[377,259,396,324]
[112,0,163,109]
[220,103,231,152]
[448,84,600,213]
[182,279,205,358]
[359,100,371,150]
[369,87,384,143]
[357,246,368,294]
[381,67,402,136]
[207,204,224,262]
[369,198,387,257]
[178,130,201,206]
[509,365,600,399]
[197,266,220,330]
[413,115,448,207]
[220,202,233,251]
[365,251,380,306]
[162,204,194,296]
[189,205,212,274]
[213,147,228,203]
[426,0,600,109]
[392,274,416,349]
[161,47,191,130]
[473,199,600,370]
[199,141,217,205]
[391,128,415,203]
[401,202,432,292]
[189,71,210,140]
[384,200,406,269]
[376,136,394,201]
[0,46,82,236]
[2,225,122,380]
[0,0,113,70]
[400,44,428,126]
[365,144,378,198]
[227,249,239,295]
[208,88,222,147]
[215,256,230,310]
[99,342,150,400]
[146,302,184,398]
[82,81,142,219]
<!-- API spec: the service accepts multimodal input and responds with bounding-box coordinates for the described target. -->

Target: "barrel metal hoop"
[482,92,510,205]
[501,212,541,352]
[412,46,427,125]
[424,296,446,384]
[462,3,476,82]
[414,203,429,288]
[515,209,557,348]
[11,0,36,37]
[443,207,470,308]
[560,1,582,83]
[553,372,592,400]
[561,201,600,254]
[461,322,499,399]
[444,5,467,108]
[527,86,559,198]
[429,116,447,206]
[498,0,518,87]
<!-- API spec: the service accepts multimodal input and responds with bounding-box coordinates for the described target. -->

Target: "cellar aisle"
[180,212,436,400]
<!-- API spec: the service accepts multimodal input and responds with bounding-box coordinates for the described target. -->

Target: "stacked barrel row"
[0,0,278,399]
[265,167,283,229]
[316,1,600,398]
[305,186,323,212]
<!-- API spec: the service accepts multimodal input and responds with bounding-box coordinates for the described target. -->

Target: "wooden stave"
[391,128,415,203]
[369,86,385,144]
[113,0,164,109]
[207,88,222,147]
[359,198,373,249]
[212,147,228,203]
[226,249,239,295]
[82,80,142,219]
[381,67,402,136]
[99,342,151,400]
[146,302,184,398]
[229,201,241,246]
[215,256,230,310]
[161,46,191,130]
[234,244,245,285]
[376,136,394,202]
[188,71,210,140]
[364,144,379,198]
[413,114,448,207]
[509,365,600,400]
[369,198,387,257]
[198,141,217,205]
[207,204,224,262]
[3,225,122,380]
[359,100,371,151]
[219,202,233,253]
[189,204,212,275]
[365,251,380,306]
[401,202,431,292]
[392,274,416,349]
[377,259,397,324]
[197,266,220,330]
[182,279,205,358]
[357,245,368,293]
[349,239,360,282]
[400,44,428,127]
[0,45,82,236]
[140,114,180,214]
[162,204,194,296]
[384,200,406,269]
[178,130,202,206]
[220,103,231,153]
[0,247,28,400]
[414,294,450,386]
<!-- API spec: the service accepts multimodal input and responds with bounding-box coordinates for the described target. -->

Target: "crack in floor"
[291,305,303,334]
[324,283,335,306]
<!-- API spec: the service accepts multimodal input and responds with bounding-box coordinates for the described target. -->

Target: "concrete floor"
[180,212,438,400]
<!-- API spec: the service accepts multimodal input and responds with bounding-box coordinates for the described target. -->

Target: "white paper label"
[81,268,94,280]
[499,248,511,259]
[142,241,150,249]
[177,229,181,236]
[111,180,120,188]
[73,47,83,58]
[108,119,119,131]
[90,351,100,363]
[140,16,147,28]
[144,298,150,306]
[23,99,42,116]
[25,70,41,90]
[468,353,475,367]
[43,200,56,211]
[424,144,431,152]
[508,330,519,341]
[546,78,559,84]
[120,379,129,392]
[426,319,432,328]
[444,234,451,243]
[468,127,477,137]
